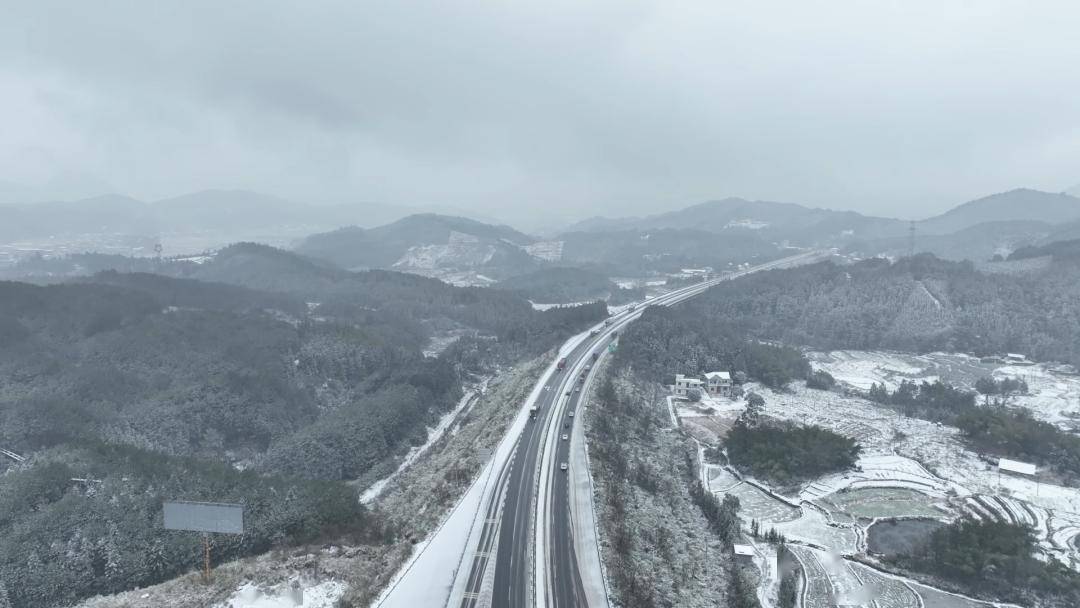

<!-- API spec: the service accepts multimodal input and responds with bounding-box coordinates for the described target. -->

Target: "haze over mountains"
[564,188,1080,261]
[4,186,1080,286]
[292,187,1080,278]
[0,189,409,243]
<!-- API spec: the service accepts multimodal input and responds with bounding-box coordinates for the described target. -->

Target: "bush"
[726,420,860,484]
[894,519,1080,605]
[805,369,836,390]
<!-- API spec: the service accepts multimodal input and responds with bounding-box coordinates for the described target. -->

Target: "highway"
[457,250,827,608]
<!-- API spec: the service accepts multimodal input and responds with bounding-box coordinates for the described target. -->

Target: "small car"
[569,411,575,418]
[565,390,572,396]
[562,434,568,440]
[563,422,569,428]
[560,462,568,471]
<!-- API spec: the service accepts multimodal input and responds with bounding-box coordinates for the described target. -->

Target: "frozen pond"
[867,518,944,557]
[822,487,945,521]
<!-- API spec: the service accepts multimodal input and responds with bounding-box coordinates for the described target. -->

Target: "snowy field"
[691,350,1080,607]
[216,581,346,608]
[809,350,1080,430]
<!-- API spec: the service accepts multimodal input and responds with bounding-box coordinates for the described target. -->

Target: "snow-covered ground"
[688,354,1080,607]
[531,300,595,311]
[215,581,346,608]
[809,350,1080,430]
[360,387,481,504]
[523,240,564,261]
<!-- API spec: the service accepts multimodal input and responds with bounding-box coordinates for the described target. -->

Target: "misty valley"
[5,4,1080,608]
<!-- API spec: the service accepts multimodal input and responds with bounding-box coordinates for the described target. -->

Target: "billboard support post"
[203,534,211,582]
[162,501,244,582]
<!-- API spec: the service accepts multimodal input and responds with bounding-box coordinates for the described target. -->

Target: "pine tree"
[0,578,12,608]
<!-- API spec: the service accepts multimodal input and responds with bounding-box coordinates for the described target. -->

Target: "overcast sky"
[2,1,1079,226]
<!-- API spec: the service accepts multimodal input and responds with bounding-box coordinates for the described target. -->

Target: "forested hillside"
[674,255,1080,367]
[615,306,811,390]
[493,267,643,304]
[558,228,780,275]
[296,214,541,277]
[0,251,606,607]
[1009,237,1080,262]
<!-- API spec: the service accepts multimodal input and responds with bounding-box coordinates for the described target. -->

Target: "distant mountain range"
[917,189,1080,235]
[6,186,1080,281]
[566,188,1080,263]
[295,214,544,282]
[0,189,407,243]
[567,197,906,242]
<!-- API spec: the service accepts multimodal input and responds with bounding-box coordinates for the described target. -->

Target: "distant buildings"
[674,374,705,398]
[980,352,1036,366]
[674,371,733,399]
[1005,353,1036,366]
[733,544,755,565]
[704,371,733,397]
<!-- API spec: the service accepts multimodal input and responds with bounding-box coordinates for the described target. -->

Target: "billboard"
[163,501,244,534]
[998,458,1037,476]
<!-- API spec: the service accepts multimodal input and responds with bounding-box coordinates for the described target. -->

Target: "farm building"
[704,371,733,397]
[733,544,755,565]
[674,374,704,398]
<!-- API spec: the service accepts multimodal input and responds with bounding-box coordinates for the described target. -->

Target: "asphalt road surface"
[458,251,826,608]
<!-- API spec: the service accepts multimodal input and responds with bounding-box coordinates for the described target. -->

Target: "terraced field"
[823,487,945,520]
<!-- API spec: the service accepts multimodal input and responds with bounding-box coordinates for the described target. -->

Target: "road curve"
[458,250,828,608]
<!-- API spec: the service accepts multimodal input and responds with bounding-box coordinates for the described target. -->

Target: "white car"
[560,462,568,471]
[569,411,574,417]
[562,434,568,440]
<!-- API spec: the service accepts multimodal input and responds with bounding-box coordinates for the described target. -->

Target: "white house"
[674,374,705,398]
[704,371,733,397]
[733,544,755,565]
[1006,353,1035,365]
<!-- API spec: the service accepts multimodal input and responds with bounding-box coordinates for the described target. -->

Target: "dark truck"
[557,357,568,371]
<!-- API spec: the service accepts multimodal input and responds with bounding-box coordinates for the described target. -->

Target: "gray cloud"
[2,1,1079,227]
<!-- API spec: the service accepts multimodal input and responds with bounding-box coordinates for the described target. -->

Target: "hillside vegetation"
[296,214,540,277]
[0,247,605,607]
[677,254,1080,368]
[893,519,1080,607]
[493,266,643,304]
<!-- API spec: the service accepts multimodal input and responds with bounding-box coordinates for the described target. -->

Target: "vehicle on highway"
[556,357,568,371]
[562,434,568,440]
[529,405,538,419]
[565,390,572,396]
[628,304,637,311]
[563,421,569,428]
[589,329,600,337]
[574,386,580,392]
[560,462,568,471]
[569,411,575,417]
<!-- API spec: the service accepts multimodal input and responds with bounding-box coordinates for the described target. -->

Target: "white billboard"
[163,501,244,534]
[998,458,1037,476]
